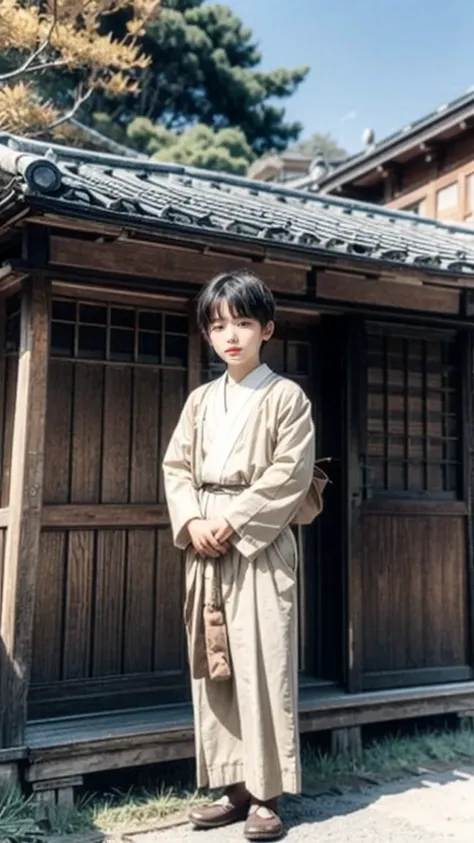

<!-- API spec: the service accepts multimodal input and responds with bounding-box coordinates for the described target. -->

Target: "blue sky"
[227,0,474,154]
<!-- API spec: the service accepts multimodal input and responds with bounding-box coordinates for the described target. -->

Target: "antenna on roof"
[362,128,375,150]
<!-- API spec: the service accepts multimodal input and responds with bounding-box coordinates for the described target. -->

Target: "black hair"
[196,269,276,335]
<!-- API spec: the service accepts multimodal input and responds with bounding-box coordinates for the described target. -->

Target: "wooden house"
[296,89,474,223]
[1,133,474,803]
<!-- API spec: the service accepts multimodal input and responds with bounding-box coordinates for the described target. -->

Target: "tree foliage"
[94,113,254,174]
[292,132,347,161]
[94,0,309,157]
[0,0,160,135]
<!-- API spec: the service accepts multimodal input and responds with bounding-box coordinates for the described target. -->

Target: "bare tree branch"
[36,86,94,136]
[0,15,58,84]
[0,59,66,83]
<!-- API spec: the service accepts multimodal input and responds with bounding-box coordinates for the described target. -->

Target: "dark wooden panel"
[158,370,186,502]
[154,529,185,672]
[1,357,18,507]
[71,365,103,503]
[130,369,161,503]
[317,272,460,314]
[123,530,156,673]
[43,360,73,504]
[32,524,187,706]
[362,512,468,678]
[92,531,126,677]
[101,368,132,504]
[30,297,194,714]
[62,531,94,680]
[32,533,66,683]
[49,237,308,294]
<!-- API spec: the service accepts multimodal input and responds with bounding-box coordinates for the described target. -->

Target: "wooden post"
[188,304,202,392]
[331,726,363,760]
[344,316,364,693]
[0,277,50,747]
[462,330,474,668]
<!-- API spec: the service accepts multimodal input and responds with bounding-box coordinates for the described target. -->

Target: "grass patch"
[1,723,474,840]
[302,721,474,792]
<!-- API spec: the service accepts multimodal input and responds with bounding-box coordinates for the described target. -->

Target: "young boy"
[162,269,315,841]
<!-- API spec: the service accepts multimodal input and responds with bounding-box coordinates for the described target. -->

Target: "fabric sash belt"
[199,484,248,495]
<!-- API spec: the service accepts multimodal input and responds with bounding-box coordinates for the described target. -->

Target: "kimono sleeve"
[162,393,202,550]
[223,384,315,562]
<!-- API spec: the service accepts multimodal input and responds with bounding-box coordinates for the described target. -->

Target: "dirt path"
[127,767,474,842]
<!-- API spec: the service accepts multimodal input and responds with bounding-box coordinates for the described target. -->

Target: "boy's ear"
[262,321,275,342]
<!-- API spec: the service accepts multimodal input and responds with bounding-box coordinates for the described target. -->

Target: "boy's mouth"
[226,347,241,355]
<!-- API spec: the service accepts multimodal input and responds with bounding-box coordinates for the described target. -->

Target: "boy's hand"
[187,519,229,558]
[210,518,234,544]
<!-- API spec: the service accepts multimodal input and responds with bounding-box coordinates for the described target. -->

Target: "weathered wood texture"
[1,357,18,507]
[29,299,331,715]
[31,527,185,686]
[24,681,474,784]
[49,236,308,294]
[361,512,468,682]
[317,272,460,314]
[31,299,190,711]
[359,322,470,688]
[0,278,50,747]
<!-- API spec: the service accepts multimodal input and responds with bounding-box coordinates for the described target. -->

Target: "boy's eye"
[239,320,251,327]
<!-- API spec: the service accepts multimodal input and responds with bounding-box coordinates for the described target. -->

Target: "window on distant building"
[436,182,459,218]
[403,197,427,215]
[465,173,474,223]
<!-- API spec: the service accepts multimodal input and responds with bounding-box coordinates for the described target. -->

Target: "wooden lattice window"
[364,325,460,498]
[50,299,188,367]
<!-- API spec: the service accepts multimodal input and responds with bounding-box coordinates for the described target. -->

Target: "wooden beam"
[49,236,308,294]
[317,271,460,314]
[0,277,50,747]
[41,504,169,529]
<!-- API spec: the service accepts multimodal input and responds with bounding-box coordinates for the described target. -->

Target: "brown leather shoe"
[189,795,250,829]
[243,800,284,840]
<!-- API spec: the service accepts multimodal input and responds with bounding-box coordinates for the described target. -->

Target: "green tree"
[94,114,255,174]
[292,132,347,161]
[93,0,309,157]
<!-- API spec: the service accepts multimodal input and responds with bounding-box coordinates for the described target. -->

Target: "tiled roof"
[2,133,474,276]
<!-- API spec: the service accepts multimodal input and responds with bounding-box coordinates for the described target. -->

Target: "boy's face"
[208,300,274,372]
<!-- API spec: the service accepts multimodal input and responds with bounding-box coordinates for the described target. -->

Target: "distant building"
[249,89,474,225]
[247,149,315,183]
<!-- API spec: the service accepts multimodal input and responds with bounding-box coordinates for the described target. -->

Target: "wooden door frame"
[343,315,365,693]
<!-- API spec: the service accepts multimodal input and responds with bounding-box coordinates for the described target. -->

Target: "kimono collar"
[201,363,278,484]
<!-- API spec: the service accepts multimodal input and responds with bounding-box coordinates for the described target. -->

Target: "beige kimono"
[162,364,315,801]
